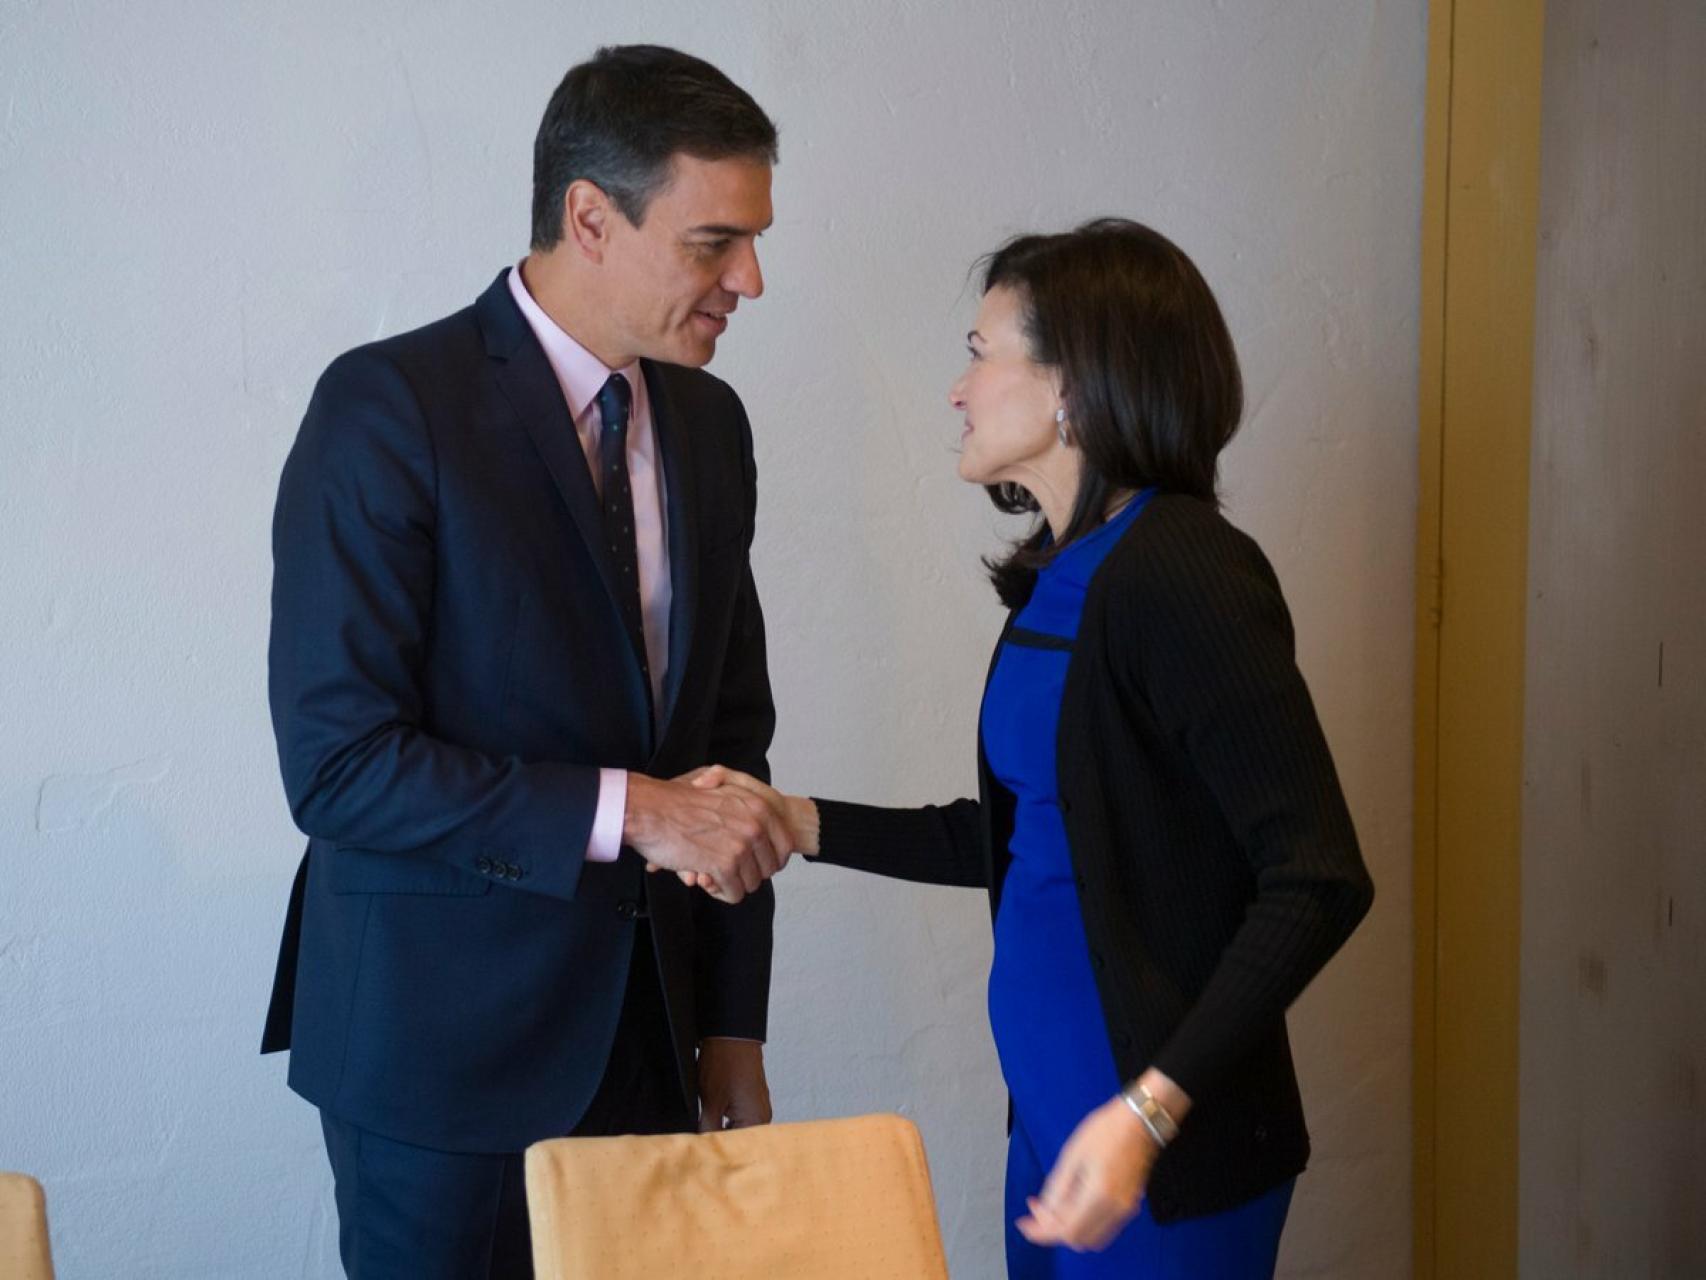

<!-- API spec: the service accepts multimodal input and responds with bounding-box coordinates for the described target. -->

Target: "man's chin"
[673,338,718,369]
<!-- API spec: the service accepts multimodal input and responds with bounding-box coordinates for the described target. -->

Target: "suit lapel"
[480,272,632,655]
[476,271,703,756]
[644,359,699,750]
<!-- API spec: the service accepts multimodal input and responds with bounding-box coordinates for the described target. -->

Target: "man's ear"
[563,179,614,263]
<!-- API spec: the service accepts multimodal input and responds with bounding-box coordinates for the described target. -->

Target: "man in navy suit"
[262,45,790,1278]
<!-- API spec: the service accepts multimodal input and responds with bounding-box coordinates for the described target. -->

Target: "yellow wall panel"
[1416,2,1546,1277]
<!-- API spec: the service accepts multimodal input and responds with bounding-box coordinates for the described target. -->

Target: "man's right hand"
[621,772,791,904]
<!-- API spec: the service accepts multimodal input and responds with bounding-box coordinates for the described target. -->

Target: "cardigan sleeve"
[1115,507,1374,1100]
[809,797,988,889]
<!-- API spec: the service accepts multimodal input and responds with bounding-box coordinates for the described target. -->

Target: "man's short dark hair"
[531,45,779,249]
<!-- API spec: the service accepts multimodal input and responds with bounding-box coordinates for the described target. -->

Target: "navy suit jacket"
[261,270,776,1154]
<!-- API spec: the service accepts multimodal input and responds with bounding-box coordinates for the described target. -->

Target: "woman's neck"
[1021,450,1081,542]
[1039,482,1139,543]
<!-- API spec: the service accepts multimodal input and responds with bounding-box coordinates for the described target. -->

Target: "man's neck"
[518,251,634,369]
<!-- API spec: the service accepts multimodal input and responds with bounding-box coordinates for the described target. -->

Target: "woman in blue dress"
[693,219,1373,1277]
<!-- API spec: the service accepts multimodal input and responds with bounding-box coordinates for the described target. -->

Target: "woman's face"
[950,285,1063,488]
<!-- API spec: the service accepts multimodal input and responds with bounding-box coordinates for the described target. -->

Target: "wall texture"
[1520,1,1706,1275]
[0,2,1421,1275]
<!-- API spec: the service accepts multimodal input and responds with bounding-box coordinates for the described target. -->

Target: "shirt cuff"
[586,768,628,863]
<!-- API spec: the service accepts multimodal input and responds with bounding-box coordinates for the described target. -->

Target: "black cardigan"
[812,494,1373,1222]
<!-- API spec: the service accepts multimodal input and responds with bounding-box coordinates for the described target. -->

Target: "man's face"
[600,154,773,368]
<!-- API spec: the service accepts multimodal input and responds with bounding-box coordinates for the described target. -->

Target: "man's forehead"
[654,154,773,231]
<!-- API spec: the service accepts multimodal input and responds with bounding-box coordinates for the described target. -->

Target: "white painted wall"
[0,3,1421,1275]
[1520,2,1706,1275]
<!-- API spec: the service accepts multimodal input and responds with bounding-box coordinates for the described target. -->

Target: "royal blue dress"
[982,491,1295,1278]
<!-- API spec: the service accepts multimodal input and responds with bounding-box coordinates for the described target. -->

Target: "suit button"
[475,856,493,875]
[1090,951,1107,972]
[616,900,639,920]
[1254,1124,1270,1143]
[1059,798,1073,815]
[505,864,521,881]
[1074,875,1087,891]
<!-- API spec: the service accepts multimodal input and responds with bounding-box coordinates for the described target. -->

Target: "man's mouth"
[692,309,730,336]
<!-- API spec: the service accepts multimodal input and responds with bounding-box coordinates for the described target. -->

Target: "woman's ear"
[1051,370,1071,415]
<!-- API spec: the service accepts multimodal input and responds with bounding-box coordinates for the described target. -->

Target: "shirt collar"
[507,262,645,423]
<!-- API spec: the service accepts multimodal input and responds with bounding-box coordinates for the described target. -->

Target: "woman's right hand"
[669,766,819,896]
[689,766,820,856]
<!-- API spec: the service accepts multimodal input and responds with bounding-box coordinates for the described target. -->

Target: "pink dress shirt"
[508,263,671,864]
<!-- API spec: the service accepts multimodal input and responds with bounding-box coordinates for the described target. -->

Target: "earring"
[1055,407,1069,446]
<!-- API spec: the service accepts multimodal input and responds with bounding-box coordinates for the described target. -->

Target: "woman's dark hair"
[531,45,779,248]
[977,218,1244,608]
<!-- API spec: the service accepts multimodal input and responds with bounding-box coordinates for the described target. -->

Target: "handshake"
[622,766,819,904]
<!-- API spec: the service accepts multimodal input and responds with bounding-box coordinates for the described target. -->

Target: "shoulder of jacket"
[1087,494,1282,634]
[1133,492,1247,545]
[318,305,479,390]
[648,360,745,414]
[1101,494,1255,579]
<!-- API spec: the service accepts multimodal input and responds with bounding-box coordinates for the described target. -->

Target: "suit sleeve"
[692,392,779,1040]
[1116,515,1374,1100]
[268,348,600,900]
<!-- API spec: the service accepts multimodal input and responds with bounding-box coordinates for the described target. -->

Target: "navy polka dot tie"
[594,374,652,707]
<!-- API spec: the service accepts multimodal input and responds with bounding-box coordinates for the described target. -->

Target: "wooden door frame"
[1414,1,1547,1276]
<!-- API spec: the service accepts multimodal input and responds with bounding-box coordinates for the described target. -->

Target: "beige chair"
[0,1173,54,1280]
[526,1112,950,1279]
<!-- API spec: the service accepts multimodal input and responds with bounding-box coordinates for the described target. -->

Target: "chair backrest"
[0,1173,55,1280]
[525,1113,950,1279]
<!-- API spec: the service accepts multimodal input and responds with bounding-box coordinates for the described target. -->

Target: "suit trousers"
[320,920,692,1280]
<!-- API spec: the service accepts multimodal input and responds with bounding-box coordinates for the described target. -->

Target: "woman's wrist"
[1133,1067,1191,1125]
[1117,1068,1191,1151]
[786,795,821,856]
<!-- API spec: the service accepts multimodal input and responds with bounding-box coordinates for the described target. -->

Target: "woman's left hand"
[1015,1094,1160,1252]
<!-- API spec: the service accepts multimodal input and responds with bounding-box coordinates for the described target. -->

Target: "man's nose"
[726,242,764,299]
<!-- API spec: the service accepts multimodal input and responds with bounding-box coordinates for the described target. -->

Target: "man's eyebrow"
[686,221,772,237]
